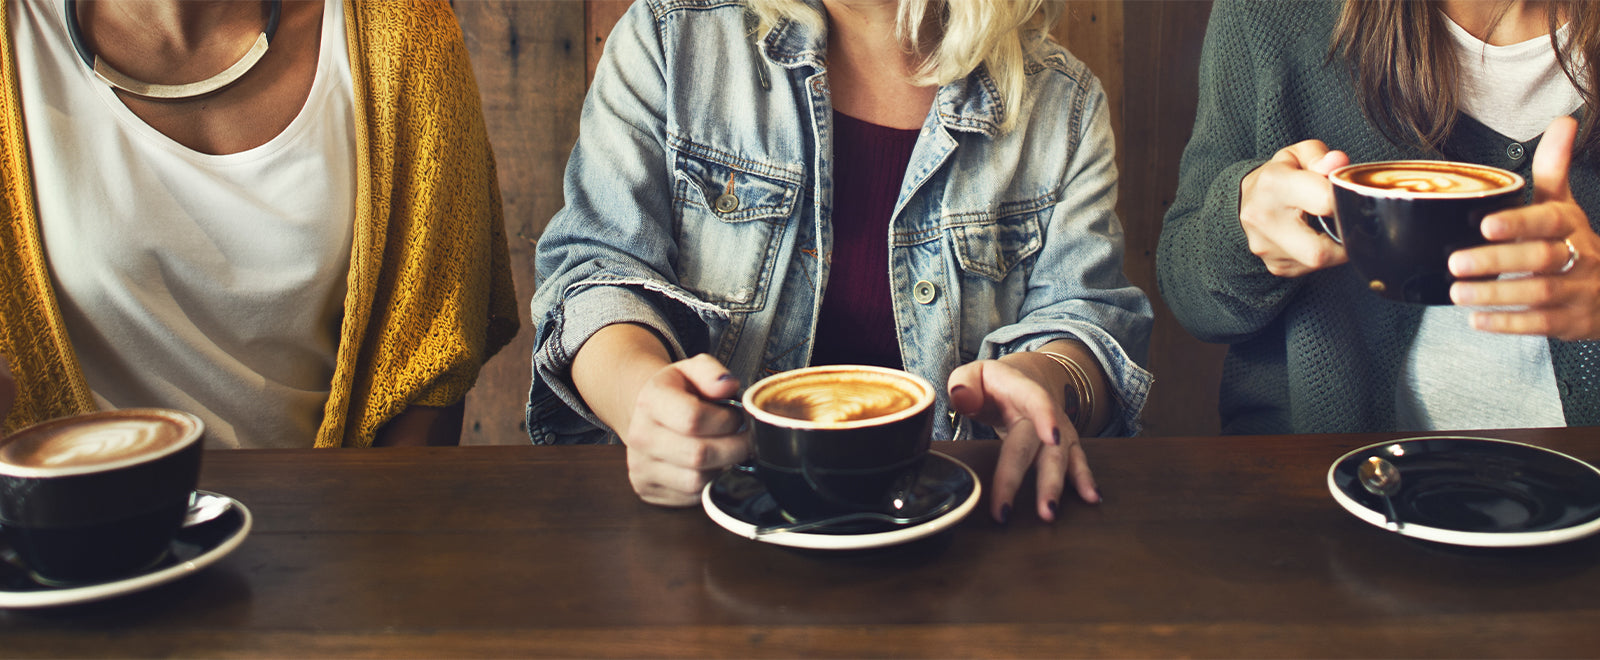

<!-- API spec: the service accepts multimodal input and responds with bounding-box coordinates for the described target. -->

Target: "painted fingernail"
[1094,487,1104,502]
[717,373,736,382]
[999,503,1012,525]
[1048,500,1059,514]
[1052,428,1062,446]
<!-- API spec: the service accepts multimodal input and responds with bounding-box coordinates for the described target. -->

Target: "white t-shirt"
[11,0,357,448]
[1394,16,1579,431]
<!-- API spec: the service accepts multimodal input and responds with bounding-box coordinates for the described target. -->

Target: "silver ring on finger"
[1559,237,1581,275]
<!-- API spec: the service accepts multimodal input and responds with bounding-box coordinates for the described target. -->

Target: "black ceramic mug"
[734,365,936,520]
[1321,160,1525,305]
[0,408,204,584]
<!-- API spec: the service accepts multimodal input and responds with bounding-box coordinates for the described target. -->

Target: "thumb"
[1308,149,1350,176]
[1533,116,1578,205]
[675,353,740,400]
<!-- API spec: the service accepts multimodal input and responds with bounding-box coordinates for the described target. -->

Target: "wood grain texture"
[4,429,1599,657]
[1118,0,1223,436]
[1053,1,1124,172]
[453,1,586,445]
[586,0,634,87]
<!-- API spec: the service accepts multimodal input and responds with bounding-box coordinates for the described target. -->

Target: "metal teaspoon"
[1359,456,1403,531]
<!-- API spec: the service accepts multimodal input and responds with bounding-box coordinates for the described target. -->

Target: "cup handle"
[708,397,748,432]
[707,398,756,473]
[1303,212,1343,244]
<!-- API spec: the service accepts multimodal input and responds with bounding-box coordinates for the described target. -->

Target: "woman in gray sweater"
[1158,0,1600,434]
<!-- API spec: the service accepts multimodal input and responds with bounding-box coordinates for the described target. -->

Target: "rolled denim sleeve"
[977,79,1153,436]
[525,3,726,444]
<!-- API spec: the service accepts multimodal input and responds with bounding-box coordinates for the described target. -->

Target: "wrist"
[1035,350,1094,436]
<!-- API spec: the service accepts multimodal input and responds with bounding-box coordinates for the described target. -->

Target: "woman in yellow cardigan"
[0,0,517,447]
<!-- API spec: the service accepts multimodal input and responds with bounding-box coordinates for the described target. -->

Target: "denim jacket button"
[912,280,937,304]
[1507,142,1525,160]
[714,192,740,213]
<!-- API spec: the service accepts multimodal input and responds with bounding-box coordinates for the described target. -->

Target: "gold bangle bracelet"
[1036,350,1094,435]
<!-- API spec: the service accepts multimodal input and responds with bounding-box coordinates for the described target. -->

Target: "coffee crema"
[753,370,923,424]
[1338,162,1516,194]
[0,412,195,472]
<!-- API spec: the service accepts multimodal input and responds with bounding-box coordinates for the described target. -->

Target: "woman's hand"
[573,325,750,506]
[1449,116,1600,340]
[1239,140,1352,277]
[0,353,15,423]
[947,344,1105,524]
[619,354,750,506]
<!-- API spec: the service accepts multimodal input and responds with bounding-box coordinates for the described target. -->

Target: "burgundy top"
[809,111,919,370]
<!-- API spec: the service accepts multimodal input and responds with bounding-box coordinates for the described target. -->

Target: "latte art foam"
[1342,163,1515,194]
[1,416,188,470]
[755,371,922,424]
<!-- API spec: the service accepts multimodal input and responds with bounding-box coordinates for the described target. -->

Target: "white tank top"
[11,0,356,448]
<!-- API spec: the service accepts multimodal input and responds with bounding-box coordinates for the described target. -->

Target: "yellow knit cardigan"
[0,1,519,447]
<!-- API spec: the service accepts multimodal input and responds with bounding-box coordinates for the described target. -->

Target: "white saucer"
[0,491,253,608]
[702,451,980,550]
[1328,436,1600,548]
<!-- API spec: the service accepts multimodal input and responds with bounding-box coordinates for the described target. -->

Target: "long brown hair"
[1331,0,1600,157]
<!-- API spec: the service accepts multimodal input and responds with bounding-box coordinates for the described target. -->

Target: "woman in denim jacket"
[529,0,1152,523]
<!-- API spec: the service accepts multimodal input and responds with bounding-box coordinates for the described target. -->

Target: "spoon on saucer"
[1359,456,1403,531]
[754,490,957,536]
[183,491,236,529]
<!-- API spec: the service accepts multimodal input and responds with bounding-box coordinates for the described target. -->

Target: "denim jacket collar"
[759,6,1005,136]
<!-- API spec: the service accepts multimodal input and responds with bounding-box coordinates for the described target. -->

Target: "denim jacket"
[527,0,1153,444]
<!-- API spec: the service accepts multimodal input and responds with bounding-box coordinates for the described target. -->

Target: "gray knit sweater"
[1157,0,1600,434]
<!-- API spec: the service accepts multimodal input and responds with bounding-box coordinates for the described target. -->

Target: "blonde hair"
[745,0,1063,132]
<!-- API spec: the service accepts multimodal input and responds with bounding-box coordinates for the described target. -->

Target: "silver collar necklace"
[64,0,282,100]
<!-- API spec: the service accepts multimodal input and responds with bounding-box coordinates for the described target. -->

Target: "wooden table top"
[3,428,1599,658]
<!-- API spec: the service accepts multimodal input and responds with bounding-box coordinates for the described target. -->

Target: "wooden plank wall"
[453,0,1220,444]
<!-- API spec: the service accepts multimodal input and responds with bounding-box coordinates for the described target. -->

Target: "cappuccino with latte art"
[1324,160,1525,304]
[0,409,204,583]
[1335,161,1519,196]
[752,369,923,425]
[0,412,194,474]
[739,365,936,518]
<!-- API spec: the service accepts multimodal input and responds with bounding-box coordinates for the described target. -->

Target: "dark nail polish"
[717,373,736,382]
[999,503,1011,524]
[1094,487,1104,502]
[1052,428,1061,446]
[1048,500,1058,514]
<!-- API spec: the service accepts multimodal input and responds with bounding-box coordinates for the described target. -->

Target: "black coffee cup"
[737,365,936,520]
[0,408,204,584]
[1321,160,1525,305]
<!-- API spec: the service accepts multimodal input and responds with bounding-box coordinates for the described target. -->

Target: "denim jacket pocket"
[671,142,801,311]
[946,198,1049,282]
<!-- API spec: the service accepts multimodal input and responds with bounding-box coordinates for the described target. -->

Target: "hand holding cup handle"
[618,355,750,508]
[1239,140,1351,277]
